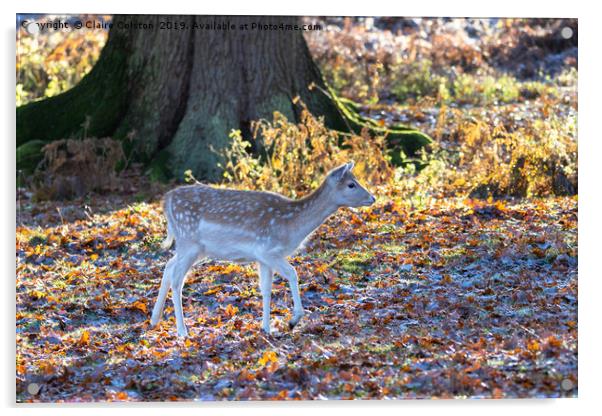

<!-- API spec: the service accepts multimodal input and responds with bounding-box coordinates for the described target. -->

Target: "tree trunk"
[17,15,429,180]
[165,15,350,179]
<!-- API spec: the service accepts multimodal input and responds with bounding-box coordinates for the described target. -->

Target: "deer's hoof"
[150,309,163,326]
[289,311,304,330]
[289,317,303,330]
[177,327,189,338]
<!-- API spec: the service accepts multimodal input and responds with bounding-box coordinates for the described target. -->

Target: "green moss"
[16,31,130,147]
[257,94,297,123]
[379,243,407,254]
[336,250,373,274]
[16,140,46,174]
[331,92,432,163]
[147,149,171,183]
[365,342,396,354]
[168,109,235,181]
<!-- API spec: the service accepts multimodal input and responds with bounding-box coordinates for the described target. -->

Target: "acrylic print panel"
[16,14,577,402]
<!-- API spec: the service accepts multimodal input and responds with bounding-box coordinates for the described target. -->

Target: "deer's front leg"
[170,244,201,337]
[258,263,274,334]
[272,258,304,330]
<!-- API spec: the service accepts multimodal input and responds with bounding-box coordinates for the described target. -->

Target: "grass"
[336,250,373,274]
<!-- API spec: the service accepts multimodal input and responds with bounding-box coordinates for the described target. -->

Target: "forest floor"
[16,186,577,401]
[16,17,577,401]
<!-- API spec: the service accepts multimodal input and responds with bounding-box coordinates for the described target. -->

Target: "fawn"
[150,161,375,336]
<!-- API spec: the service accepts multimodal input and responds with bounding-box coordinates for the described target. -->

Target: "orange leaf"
[258,351,278,367]
[532,247,546,258]
[224,304,239,318]
[492,388,504,399]
[315,263,328,274]
[527,340,540,352]
[361,302,375,310]
[339,370,352,380]
[116,391,128,401]
[223,264,243,274]
[130,300,147,313]
[29,289,46,300]
[204,286,221,296]
[238,368,256,382]
[545,336,562,348]
[275,390,289,400]
[78,330,90,346]
[39,361,56,375]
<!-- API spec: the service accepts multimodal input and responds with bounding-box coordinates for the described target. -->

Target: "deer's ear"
[328,162,354,182]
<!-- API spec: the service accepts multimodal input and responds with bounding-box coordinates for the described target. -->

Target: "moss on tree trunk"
[16,27,130,146]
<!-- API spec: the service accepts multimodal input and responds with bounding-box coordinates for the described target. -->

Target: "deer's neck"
[290,181,338,241]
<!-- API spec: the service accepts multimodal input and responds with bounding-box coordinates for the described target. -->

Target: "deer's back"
[165,184,300,260]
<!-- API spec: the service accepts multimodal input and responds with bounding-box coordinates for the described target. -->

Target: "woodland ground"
[16,17,577,401]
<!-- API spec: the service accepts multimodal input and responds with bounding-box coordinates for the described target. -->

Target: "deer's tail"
[161,194,175,250]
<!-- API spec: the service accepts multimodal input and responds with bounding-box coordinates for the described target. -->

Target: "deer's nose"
[369,195,376,204]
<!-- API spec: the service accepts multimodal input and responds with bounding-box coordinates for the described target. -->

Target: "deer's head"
[326,161,376,208]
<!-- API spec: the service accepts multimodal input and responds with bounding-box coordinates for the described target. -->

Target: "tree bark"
[165,15,349,179]
[16,15,429,180]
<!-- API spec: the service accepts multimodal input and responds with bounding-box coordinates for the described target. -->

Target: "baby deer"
[150,161,375,336]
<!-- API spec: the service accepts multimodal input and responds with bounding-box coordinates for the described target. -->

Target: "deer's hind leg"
[151,255,177,326]
[171,243,203,337]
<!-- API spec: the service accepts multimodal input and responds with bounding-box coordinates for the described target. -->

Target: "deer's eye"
[347,183,356,189]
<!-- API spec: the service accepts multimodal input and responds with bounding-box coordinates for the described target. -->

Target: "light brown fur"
[151,162,375,336]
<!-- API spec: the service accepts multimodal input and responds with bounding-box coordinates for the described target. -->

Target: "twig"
[311,340,334,358]
[56,207,65,226]
[517,324,544,342]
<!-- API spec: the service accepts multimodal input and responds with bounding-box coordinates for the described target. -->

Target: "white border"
[3,1,600,415]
